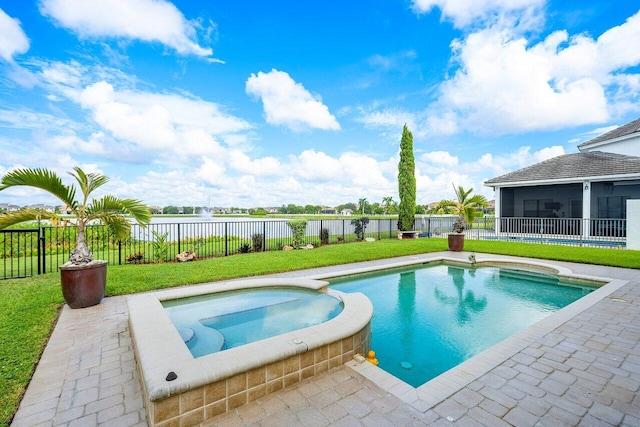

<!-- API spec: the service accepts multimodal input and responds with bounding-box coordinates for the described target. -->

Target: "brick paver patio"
[10,252,640,426]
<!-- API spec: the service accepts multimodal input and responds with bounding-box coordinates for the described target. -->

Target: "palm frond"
[0,208,63,230]
[86,196,151,227]
[0,168,76,207]
[97,213,131,240]
[69,167,109,204]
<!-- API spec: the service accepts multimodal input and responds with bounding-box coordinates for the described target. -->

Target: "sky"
[1,0,639,209]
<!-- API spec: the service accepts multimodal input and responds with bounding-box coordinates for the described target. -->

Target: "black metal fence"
[0,216,628,280]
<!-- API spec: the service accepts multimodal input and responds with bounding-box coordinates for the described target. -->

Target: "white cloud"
[77,80,250,161]
[0,8,30,62]
[245,69,340,132]
[412,0,544,29]
[428,11,640,136]
[421,151,459,167]
[289,149,343,182]
[228,150,281,177]
[39,0,212,56]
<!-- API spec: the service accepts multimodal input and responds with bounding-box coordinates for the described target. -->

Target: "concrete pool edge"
[128,277,373,425]
[335,254,628,412]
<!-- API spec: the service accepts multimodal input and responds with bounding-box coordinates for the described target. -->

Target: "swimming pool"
[330,264,595,387]
[163,288,344,357]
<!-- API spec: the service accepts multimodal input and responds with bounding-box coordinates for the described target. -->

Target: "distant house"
[340,208,353,216]
[27,204,55,212]
[485,117,640,237]
[426,201,440,212]
[321,207,338,214]
[0,203,20,211]
[148,206,163,215]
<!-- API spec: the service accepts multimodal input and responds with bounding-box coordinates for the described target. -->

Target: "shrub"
[287,220,307,248]
[251,233,264,252]
[238,243,251,253]
[320,228,329,245]
[151,231,169,263]
[351,217,370,241]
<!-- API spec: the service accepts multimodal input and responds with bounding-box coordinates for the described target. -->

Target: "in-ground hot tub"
[128,278,372,427]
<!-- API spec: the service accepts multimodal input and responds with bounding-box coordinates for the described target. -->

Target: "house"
[27,204,56,212]
[148,206,163,215]
[0,203,20,211]
[340,208,353,216]
[485,117,640,238]
[426,201,440,212]
[321,207,338,215]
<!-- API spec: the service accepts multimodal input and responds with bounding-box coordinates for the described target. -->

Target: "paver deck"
[10,252,640,426]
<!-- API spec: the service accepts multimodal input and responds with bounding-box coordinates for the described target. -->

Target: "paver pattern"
[10,252,640,426]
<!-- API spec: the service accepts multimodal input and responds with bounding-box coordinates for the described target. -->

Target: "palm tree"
[382,196,394,214]
[0,167,151,266]
[358,197,368,215]
[435,184,488,227]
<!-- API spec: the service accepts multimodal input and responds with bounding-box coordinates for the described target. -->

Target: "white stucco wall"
[628,200,640,250]
[580,135,640,156]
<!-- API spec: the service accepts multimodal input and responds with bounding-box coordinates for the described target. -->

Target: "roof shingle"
[484,151,640,186]
[578,117,640,149]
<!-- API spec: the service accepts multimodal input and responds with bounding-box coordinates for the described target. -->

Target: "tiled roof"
[578,117,640,149]
[485,151,640,185]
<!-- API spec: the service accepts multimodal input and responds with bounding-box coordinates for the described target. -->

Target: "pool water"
[329,264,594,387]
[163,288,344,358]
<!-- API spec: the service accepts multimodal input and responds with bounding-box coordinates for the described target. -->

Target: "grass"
[1,237,639,425]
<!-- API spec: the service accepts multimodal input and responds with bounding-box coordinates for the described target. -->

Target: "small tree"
[358,198,368,215]
[435,184,488,228]
[287,220,307,248]
[0,167,151,265]
[351,217,369,240]
[397,124,416,231]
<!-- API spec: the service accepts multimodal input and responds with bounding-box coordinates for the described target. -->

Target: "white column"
[582,181,591,239]
[627,200,640,250]
[494,188,501,234]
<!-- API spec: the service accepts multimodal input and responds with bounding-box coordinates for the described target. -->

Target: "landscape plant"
[251,233,264,252]
[351,217,370,240]
[0,167,151,266]
[436,184,489,227]
[151,231,170,263]
[287,220,307,248]
[397,124,416,231]
[320,228,330,245]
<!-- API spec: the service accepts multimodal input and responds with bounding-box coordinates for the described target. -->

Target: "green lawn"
[1,238,639,425]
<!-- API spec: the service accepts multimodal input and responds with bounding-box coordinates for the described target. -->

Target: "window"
[597,196,627,219]
[523,199,553,217]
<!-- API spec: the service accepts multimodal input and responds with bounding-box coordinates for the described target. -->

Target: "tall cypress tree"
[397,124,416,231]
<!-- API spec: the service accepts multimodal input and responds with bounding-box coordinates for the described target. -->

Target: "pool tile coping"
[127,277,373,402]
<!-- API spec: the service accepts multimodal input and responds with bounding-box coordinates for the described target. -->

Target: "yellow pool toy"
[365,350,379,366]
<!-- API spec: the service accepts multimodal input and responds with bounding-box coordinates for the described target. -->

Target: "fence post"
[177,223,181,254]
[118,240,122,265]
[342,220,345,242]
[38,225,43,275]
[263,221,266,252]
[224,222,228,256]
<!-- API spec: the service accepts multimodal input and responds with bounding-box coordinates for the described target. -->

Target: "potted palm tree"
[0,167,151,308]
[435,184,488,251]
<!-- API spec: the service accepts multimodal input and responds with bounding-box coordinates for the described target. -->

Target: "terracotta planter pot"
[448,233,464,251]
[60,261,107,309]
